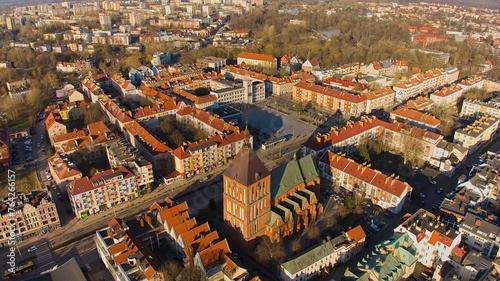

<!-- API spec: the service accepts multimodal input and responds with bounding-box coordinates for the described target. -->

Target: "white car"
[84,263,91,272]
[419,192,426,198]
[27,246,37,253]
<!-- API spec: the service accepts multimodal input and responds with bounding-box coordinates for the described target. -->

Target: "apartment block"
[196,56,227,71]
[395,209,461,268]
[236,52,277,70]
[106,139,154,191]
[453,115,500,154]
[319,152,412,214]
[393,78,423,103]
[302,116,443,164]
[0,191,60,245]
[460,99,500,120]
[45,112,67,144]
[67,166,139,218]
[210,78,265,107]
[280,226,365,281]
[430,84,464,107]
[47,153,82,191]
[390,108,440,132]
[458,75,484,93]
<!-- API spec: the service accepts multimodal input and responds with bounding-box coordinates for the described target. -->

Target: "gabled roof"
[67,166,134,196]
[223,145,270,186]
[270,155,318,200]
[237,52,276,62]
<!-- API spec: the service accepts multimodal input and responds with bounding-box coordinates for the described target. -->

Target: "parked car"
[27,246,37,253]
[84,263,91,272]
[384,212,393,219]
[437,188,443,194]
[419,192,426,198]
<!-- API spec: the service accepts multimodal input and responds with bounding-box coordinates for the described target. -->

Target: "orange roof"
[237,52,276,62]
[320,152,411,197]
[303,116,381,151]
[390,108,440,127]
[67,166,134,196]
[346,225,366,243]
[431,84,463,97]
[52,129,87,143]
[451,246,467,259]
[198,239,230,268]
[172,218,197,239]
[295,81,367,103]
[47,153,82,180]
[404,96,434,111]
[123,121,171,154]
[428,230,454,247]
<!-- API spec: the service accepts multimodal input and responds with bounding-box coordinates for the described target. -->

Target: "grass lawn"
[0,168,41,198]
[8,110,33,132]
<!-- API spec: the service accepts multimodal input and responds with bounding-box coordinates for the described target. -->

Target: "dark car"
[384,213,393,219]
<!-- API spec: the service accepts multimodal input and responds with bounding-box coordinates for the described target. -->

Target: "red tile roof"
[123,121,172,154]
[346,225,366,243]
[67,166,134,196]
[390,108,440,127]
[431,84,463,97]
[320,152,411,197]
[295,81,367,103]
[237,52,276,62]
[428,230,454,247]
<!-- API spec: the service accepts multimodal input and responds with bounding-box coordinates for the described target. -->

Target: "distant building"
[390,107,440,132]
[196,56,227,71]
[459,213,500,258]
[236,52,277,70]
[461,99,500,120]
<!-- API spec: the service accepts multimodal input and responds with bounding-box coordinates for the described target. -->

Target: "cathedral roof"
[270,154,318,200]
[223,145,270,186]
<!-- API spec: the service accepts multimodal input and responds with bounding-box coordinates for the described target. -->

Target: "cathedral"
[222,138,323,252]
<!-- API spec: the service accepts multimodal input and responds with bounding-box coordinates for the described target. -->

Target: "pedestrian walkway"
[36,242,55,274]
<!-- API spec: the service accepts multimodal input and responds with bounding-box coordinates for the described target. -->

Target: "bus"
[4,261,34,279]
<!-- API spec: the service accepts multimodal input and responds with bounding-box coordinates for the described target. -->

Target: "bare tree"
[306,225,321,241]
[291,238,302,255]
[396,129,424,166]
[255,236,285,267]
[159,259,183,281]
[179,266,205,281]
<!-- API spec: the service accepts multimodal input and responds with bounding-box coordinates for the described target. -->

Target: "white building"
[454,115,500,154]
[395,208,462,268]
[459,213,500,258]
[280,226,365,281]
[67,166,138,218]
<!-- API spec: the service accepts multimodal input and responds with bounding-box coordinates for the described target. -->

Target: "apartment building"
[344,232,418,281]
[0,191,60,245]
[459,213,500,258]
[461,99,500,120]
[67,166,138,218]
[319,152,412,213]
[123,121,173,171]
[51,121,115,157]
[361,59,408,77]
[302,116,444,166]
[323,77,368,94]
[172,129,248,178]
[364,87,396,112]
[95,197,248,281]
[210,78,265,107]
[458,75,484,93]
[415,69,446,93]
[404,96,435,111]
[454,115,500,154]
[430,84,464,107]
[47,153,82,191]
[106,139,154,192]
[430,140,468,176]
[236,52,277,70]
[45,112,67,144]
[393,78,423,103]
[196,56,227,71]
[390,108,440,132]
[395,209,461,268]
[280,226,365,281]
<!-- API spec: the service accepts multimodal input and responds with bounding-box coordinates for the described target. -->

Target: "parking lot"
[241,104,317,148]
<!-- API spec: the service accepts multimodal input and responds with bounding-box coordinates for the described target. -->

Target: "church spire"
[243,118,251,148]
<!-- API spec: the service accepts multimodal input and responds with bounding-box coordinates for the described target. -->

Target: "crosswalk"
[36,242,56,274]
